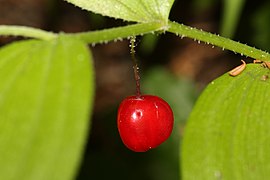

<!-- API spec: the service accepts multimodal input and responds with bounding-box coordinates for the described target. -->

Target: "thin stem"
[0,25,57,40]
[70,22,163,44]
[130,36,141,98]
[167,21,270,61]
[0,23,163,43]
[1,21,270,62]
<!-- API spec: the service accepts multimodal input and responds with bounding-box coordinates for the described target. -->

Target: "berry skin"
[117,95,174,152]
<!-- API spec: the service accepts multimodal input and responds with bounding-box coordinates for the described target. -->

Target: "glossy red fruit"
[117,95,174,152]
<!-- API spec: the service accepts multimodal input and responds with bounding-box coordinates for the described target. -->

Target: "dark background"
[1,0,270,179]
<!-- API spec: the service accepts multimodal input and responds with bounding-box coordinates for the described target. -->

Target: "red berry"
[117,95,174,152]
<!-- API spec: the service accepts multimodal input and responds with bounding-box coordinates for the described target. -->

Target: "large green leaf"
[0,36,94,180]
[182,64,270,179]
[64,0,174,23]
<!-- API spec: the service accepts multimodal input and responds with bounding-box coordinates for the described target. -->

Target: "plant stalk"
[0,25,56,40]
[130,36,141,98]
[167,21,270,61]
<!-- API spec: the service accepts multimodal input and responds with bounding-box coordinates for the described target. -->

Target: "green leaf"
[220,0,246,38]
[182,64,270,179]
[0,36,94,180]
[64,0,174,23]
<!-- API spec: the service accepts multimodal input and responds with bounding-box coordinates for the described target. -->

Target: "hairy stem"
[69,22,163,44]
[0,25,57,40]
[1,21,270,62]
[167,21,270,61]
[130,36,141,98]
